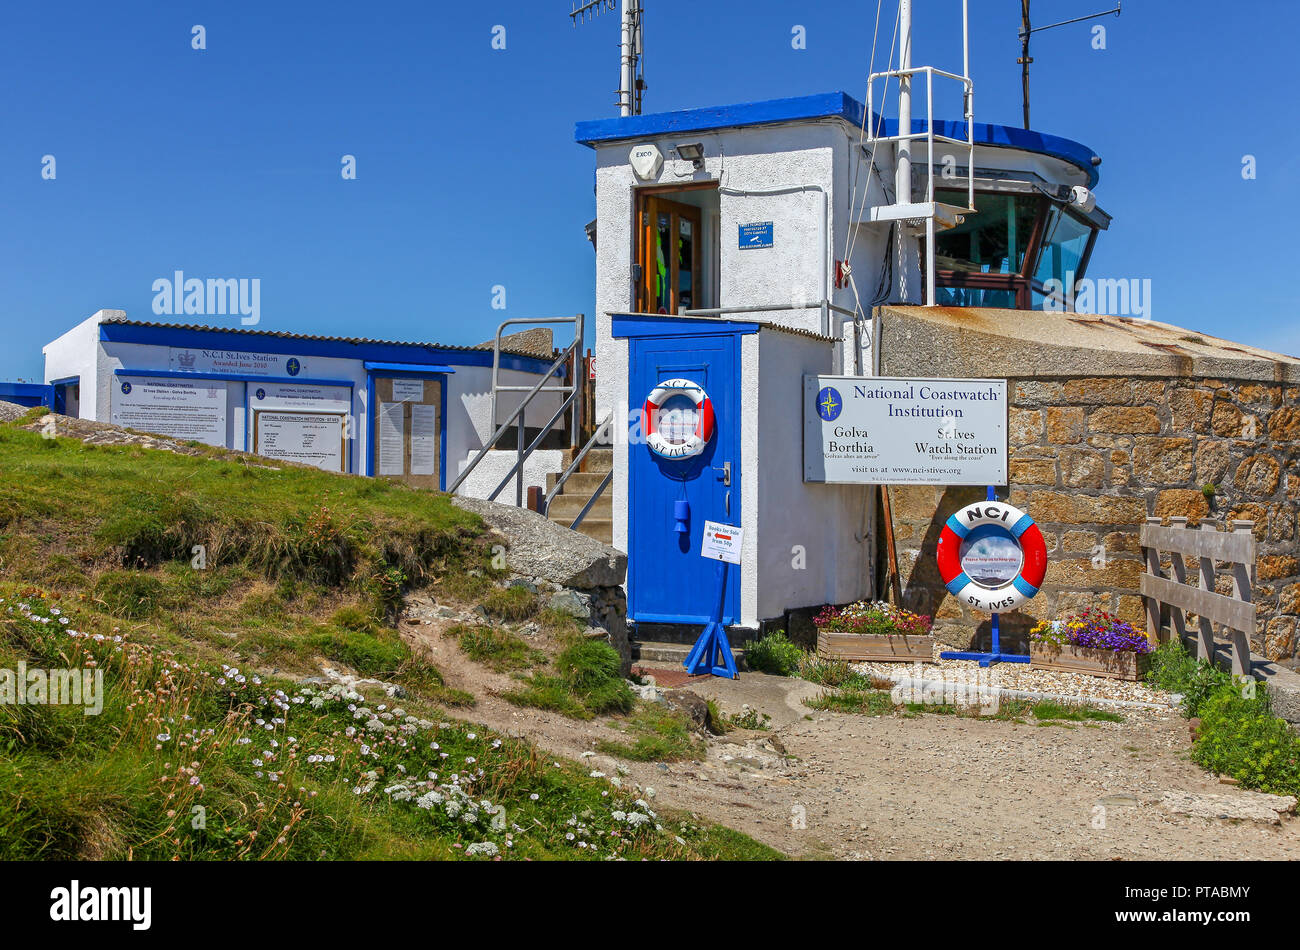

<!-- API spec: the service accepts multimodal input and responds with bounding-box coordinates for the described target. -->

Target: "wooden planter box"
[1030,643,1152,681]
[817,630,934,662]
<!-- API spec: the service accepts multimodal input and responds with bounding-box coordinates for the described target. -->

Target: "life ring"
[936,501,1047,613]
[644,378,714,459]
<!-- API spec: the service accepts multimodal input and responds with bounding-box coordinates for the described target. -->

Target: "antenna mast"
[571,0,645,116]
[1018,1,1122,129]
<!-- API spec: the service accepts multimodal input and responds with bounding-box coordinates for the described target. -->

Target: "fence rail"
[1140,517,1256,677]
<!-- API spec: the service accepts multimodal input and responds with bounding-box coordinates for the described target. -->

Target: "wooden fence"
[1140,517,1256,676]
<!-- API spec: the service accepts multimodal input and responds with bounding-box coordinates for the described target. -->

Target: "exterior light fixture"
[674,142,704,169]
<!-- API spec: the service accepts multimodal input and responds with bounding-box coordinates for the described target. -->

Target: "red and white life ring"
[644,378,714,459]
[937,501,1048,613]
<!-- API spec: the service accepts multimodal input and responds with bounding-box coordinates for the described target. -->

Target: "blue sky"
[2,0,1296,381]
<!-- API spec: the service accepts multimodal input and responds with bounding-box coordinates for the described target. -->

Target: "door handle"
[712,461,731,486]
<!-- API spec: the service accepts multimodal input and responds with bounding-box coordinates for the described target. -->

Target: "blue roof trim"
[98,322,557,376]
[363,361,457,375]
[576,92,869,147]
[881,118,1100,188]
[576,90,1100,187]
[610,313,761,339]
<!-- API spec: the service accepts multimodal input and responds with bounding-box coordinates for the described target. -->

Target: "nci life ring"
[937,501,1047,613]
[644,378,714,459]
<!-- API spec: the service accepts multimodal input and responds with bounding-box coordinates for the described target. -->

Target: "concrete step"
[583,448,613,473]
[554,517,611,545]
[630,640,747,667]
[544,471,609,494]
[547,493,613,520]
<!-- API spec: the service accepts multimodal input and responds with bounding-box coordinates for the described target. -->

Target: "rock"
[1160,790,1297,824]
[508,578,539,594]
[472,605,489,621]
[663,689,711,732]
[450,495,626,588]
[548,588,592,620]
[583,625,610,640]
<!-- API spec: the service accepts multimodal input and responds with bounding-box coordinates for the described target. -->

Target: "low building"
[42,309,569,495]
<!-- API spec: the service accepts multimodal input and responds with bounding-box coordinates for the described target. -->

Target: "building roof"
[94,314,561,374]
[878,306,1300,383]
[574,91,1100,187]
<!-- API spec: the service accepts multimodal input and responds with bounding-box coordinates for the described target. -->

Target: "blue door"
[627,332,741,625]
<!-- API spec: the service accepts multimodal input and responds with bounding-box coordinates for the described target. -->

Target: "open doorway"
[634,184,719,315]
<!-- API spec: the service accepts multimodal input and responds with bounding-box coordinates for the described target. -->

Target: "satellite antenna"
[570,0,645,116]
[1018,1,1121,129]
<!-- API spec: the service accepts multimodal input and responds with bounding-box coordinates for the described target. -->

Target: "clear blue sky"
[2,0,1296,382]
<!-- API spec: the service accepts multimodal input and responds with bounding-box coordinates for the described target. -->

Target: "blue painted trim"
[881,117,1100,188]
[0,382,53,408]
[438,375,448,491]
[48,375,81,387]
[944,572,972,596]
[944,514,971,540]
[576,92,869,146]
[365,375,376,477]
[611,313,761,340]
[1012,576,1039,598]
[98,322,557,375]
[114,368,353,388]
[575,90,1100,187]
[1009,513,1035,539]
[362,361,457,375]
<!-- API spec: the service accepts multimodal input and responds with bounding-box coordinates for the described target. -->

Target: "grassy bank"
[0,419,780,860]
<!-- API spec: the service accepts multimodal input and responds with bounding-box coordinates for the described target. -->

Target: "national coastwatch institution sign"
[803,376,1008,485]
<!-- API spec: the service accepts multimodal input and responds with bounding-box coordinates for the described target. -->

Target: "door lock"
[713,461,731,486]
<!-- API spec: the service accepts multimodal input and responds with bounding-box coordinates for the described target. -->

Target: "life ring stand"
[644,378,714,459]
[936,501,1047,613]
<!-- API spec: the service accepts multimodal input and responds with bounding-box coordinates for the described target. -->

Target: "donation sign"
[803,376,1007,485]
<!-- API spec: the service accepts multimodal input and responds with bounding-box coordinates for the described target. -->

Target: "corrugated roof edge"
[96,315,550,362]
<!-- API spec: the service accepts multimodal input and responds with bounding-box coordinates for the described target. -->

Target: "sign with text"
[169,347,308,378]
[803,376,1007,485]
[254,411,345,472]
[738,221,774,249]
[111,377,227,447]
[701,520,743,564]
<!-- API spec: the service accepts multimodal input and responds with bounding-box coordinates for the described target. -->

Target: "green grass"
[1029,700,1123,723]
[744,631,804,676]
[597,704,703,761]
[481,585,539,622]
[805,689,897,715]
[0,420,777,860]
[451,623,545,672]
[797,655,881,691]
[503,640,635,720]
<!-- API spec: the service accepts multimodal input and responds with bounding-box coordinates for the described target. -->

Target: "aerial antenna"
[1018,1,1121,129]
[570,0,645,116]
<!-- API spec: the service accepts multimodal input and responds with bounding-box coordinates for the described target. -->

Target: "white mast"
[894,0,912,206]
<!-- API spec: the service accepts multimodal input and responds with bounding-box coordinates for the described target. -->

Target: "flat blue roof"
[575,91,1100,187]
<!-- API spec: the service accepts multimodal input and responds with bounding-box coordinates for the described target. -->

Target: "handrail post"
[516,414,525,507]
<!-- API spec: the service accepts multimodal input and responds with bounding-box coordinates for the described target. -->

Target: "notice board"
[371,377,441,488]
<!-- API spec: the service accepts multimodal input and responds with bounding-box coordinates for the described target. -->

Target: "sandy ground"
[401,615,1300,861]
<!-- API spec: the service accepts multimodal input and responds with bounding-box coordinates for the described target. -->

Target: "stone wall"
[886,374,1300,659]
[875,306,1300,662]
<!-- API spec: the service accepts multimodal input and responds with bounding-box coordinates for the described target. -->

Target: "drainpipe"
[717,184,831,337]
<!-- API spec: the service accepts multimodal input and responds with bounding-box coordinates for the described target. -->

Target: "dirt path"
[401,615,1299,860]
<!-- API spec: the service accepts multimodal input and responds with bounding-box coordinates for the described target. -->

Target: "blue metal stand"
[939,485,1031,668]
[683,560,739,678]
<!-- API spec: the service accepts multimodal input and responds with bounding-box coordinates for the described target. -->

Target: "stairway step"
[544,471,609,494]
[544,517,612,544]
[547,494,613,520]
[630,640,747,666]
[581,448,613,474]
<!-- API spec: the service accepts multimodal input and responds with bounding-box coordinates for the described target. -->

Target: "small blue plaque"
[738,221,773,249]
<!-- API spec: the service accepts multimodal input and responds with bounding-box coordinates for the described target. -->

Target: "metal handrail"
[569,471,612,530]
[488,384,581,504]
[489,315,584,452]
[543,412,613,513]
[446,314,585,499]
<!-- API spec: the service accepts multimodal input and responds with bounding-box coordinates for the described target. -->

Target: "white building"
[42,309,570,497]
[573,90,1109,638]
